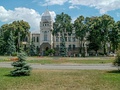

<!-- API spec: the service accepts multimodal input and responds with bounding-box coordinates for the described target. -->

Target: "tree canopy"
[0,20,30,54]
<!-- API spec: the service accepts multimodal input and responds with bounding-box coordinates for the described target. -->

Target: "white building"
[31,10,88,56]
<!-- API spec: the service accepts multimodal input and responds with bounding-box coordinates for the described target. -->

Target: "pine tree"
[7,31,16,56]
[11,49,31,76]
[0,36,5,55]
[30,40,36,56]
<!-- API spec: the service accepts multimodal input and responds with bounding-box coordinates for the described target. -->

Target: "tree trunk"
[103,41,106,55]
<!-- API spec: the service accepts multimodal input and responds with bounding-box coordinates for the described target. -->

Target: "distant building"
[31,10,88,56]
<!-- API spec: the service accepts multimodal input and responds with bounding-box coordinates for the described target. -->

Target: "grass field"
[0,56,115,64]
[0,68,120,90]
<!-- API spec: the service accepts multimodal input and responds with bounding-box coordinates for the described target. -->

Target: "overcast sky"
[0,0,120,33]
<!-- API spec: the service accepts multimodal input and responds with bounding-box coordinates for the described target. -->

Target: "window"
[64,33,67,36]
[56,45,59,48]
[72,33,75,36]
[73,45,75,50]
[68,45,71,50]
[65,37,67,42]
[56,37,59,42]
[32,37,35,42]
[72,37,76,42]
[68,37,71,42]
[44,31,47,41]
[60,37,62,42]
[68,33,71,36]
[37,37,39,42]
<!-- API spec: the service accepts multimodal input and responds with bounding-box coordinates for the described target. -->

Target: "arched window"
[44,31,47,41]
[37,37,39,42]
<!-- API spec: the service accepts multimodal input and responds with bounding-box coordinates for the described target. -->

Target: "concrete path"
[0,62,117,70]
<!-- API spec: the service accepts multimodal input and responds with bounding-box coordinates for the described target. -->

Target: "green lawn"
[0,56,114,64]
[0,56,11,62]
[26,57,114,64]
[27,59,114,64]
[0,68,120,90]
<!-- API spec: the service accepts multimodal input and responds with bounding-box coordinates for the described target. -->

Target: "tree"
[109,21,120,52]
[0,36,5,55]
[1,20,30,52]
[30,40,36,56]
[45,49,55,56]
[86,16,101,55]
[100,14,115,55]
[11,49,31,76]
[6,31,16,56]
[53,12,72,56]
[74,16,87,54]
[113,49,120,71]
[88,43,100,55]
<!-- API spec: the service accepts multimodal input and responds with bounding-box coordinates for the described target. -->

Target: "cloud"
[69,5,79,9]
[49,11,56,21]
[41,0,120,14]
[0,6,56,33]
[68,0,120,14]
[42,0,68,6]
[116,12,120,17]
[0,6,41,32]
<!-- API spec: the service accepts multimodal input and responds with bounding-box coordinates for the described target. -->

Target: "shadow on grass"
[4,74,30,77]
[107,70,120,74]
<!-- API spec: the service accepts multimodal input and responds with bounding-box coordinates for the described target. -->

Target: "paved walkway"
[0,62,117,70]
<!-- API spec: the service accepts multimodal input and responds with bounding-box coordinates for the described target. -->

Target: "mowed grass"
[26,57,114,64]
[0,56,114,64]
[0,68,120,90]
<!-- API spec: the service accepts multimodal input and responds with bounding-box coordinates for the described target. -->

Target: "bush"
[10,51,31,76]
[113,50,120,71]
[12,52,17,56]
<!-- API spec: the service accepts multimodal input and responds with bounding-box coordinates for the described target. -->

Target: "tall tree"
[74,16,87,54]
[53,12,72,56]
[7,31,16,56]
[86,16,101,55]
[1,20,30,52]
[0,28,5,55]
[100,14,115,55]
[0,36,5,55]
[109,21,120,52]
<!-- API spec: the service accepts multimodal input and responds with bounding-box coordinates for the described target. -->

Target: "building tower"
[40,10,53,55]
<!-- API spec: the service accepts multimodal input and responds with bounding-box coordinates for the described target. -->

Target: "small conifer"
[11,48,31,76]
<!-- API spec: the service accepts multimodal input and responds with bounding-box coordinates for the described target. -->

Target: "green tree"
[45,49,55,56]
[109,22,119,52]
[53,12,72,56]
[74,16,87,54]
[113,49,120,71]
[11,49,31,76]
[30,40,36,56]
[1,20,30,52]
[0,36,5,55]
[100,14,115,55]
[6,31,16,56]
[86,16,101,55]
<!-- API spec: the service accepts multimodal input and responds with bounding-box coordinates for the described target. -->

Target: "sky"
[0,0,120,33]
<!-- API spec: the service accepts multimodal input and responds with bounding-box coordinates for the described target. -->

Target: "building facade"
[31,10,88,56]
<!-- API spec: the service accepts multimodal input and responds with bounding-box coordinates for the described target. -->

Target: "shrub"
[113,50,120,71]
[10,51,31,76]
